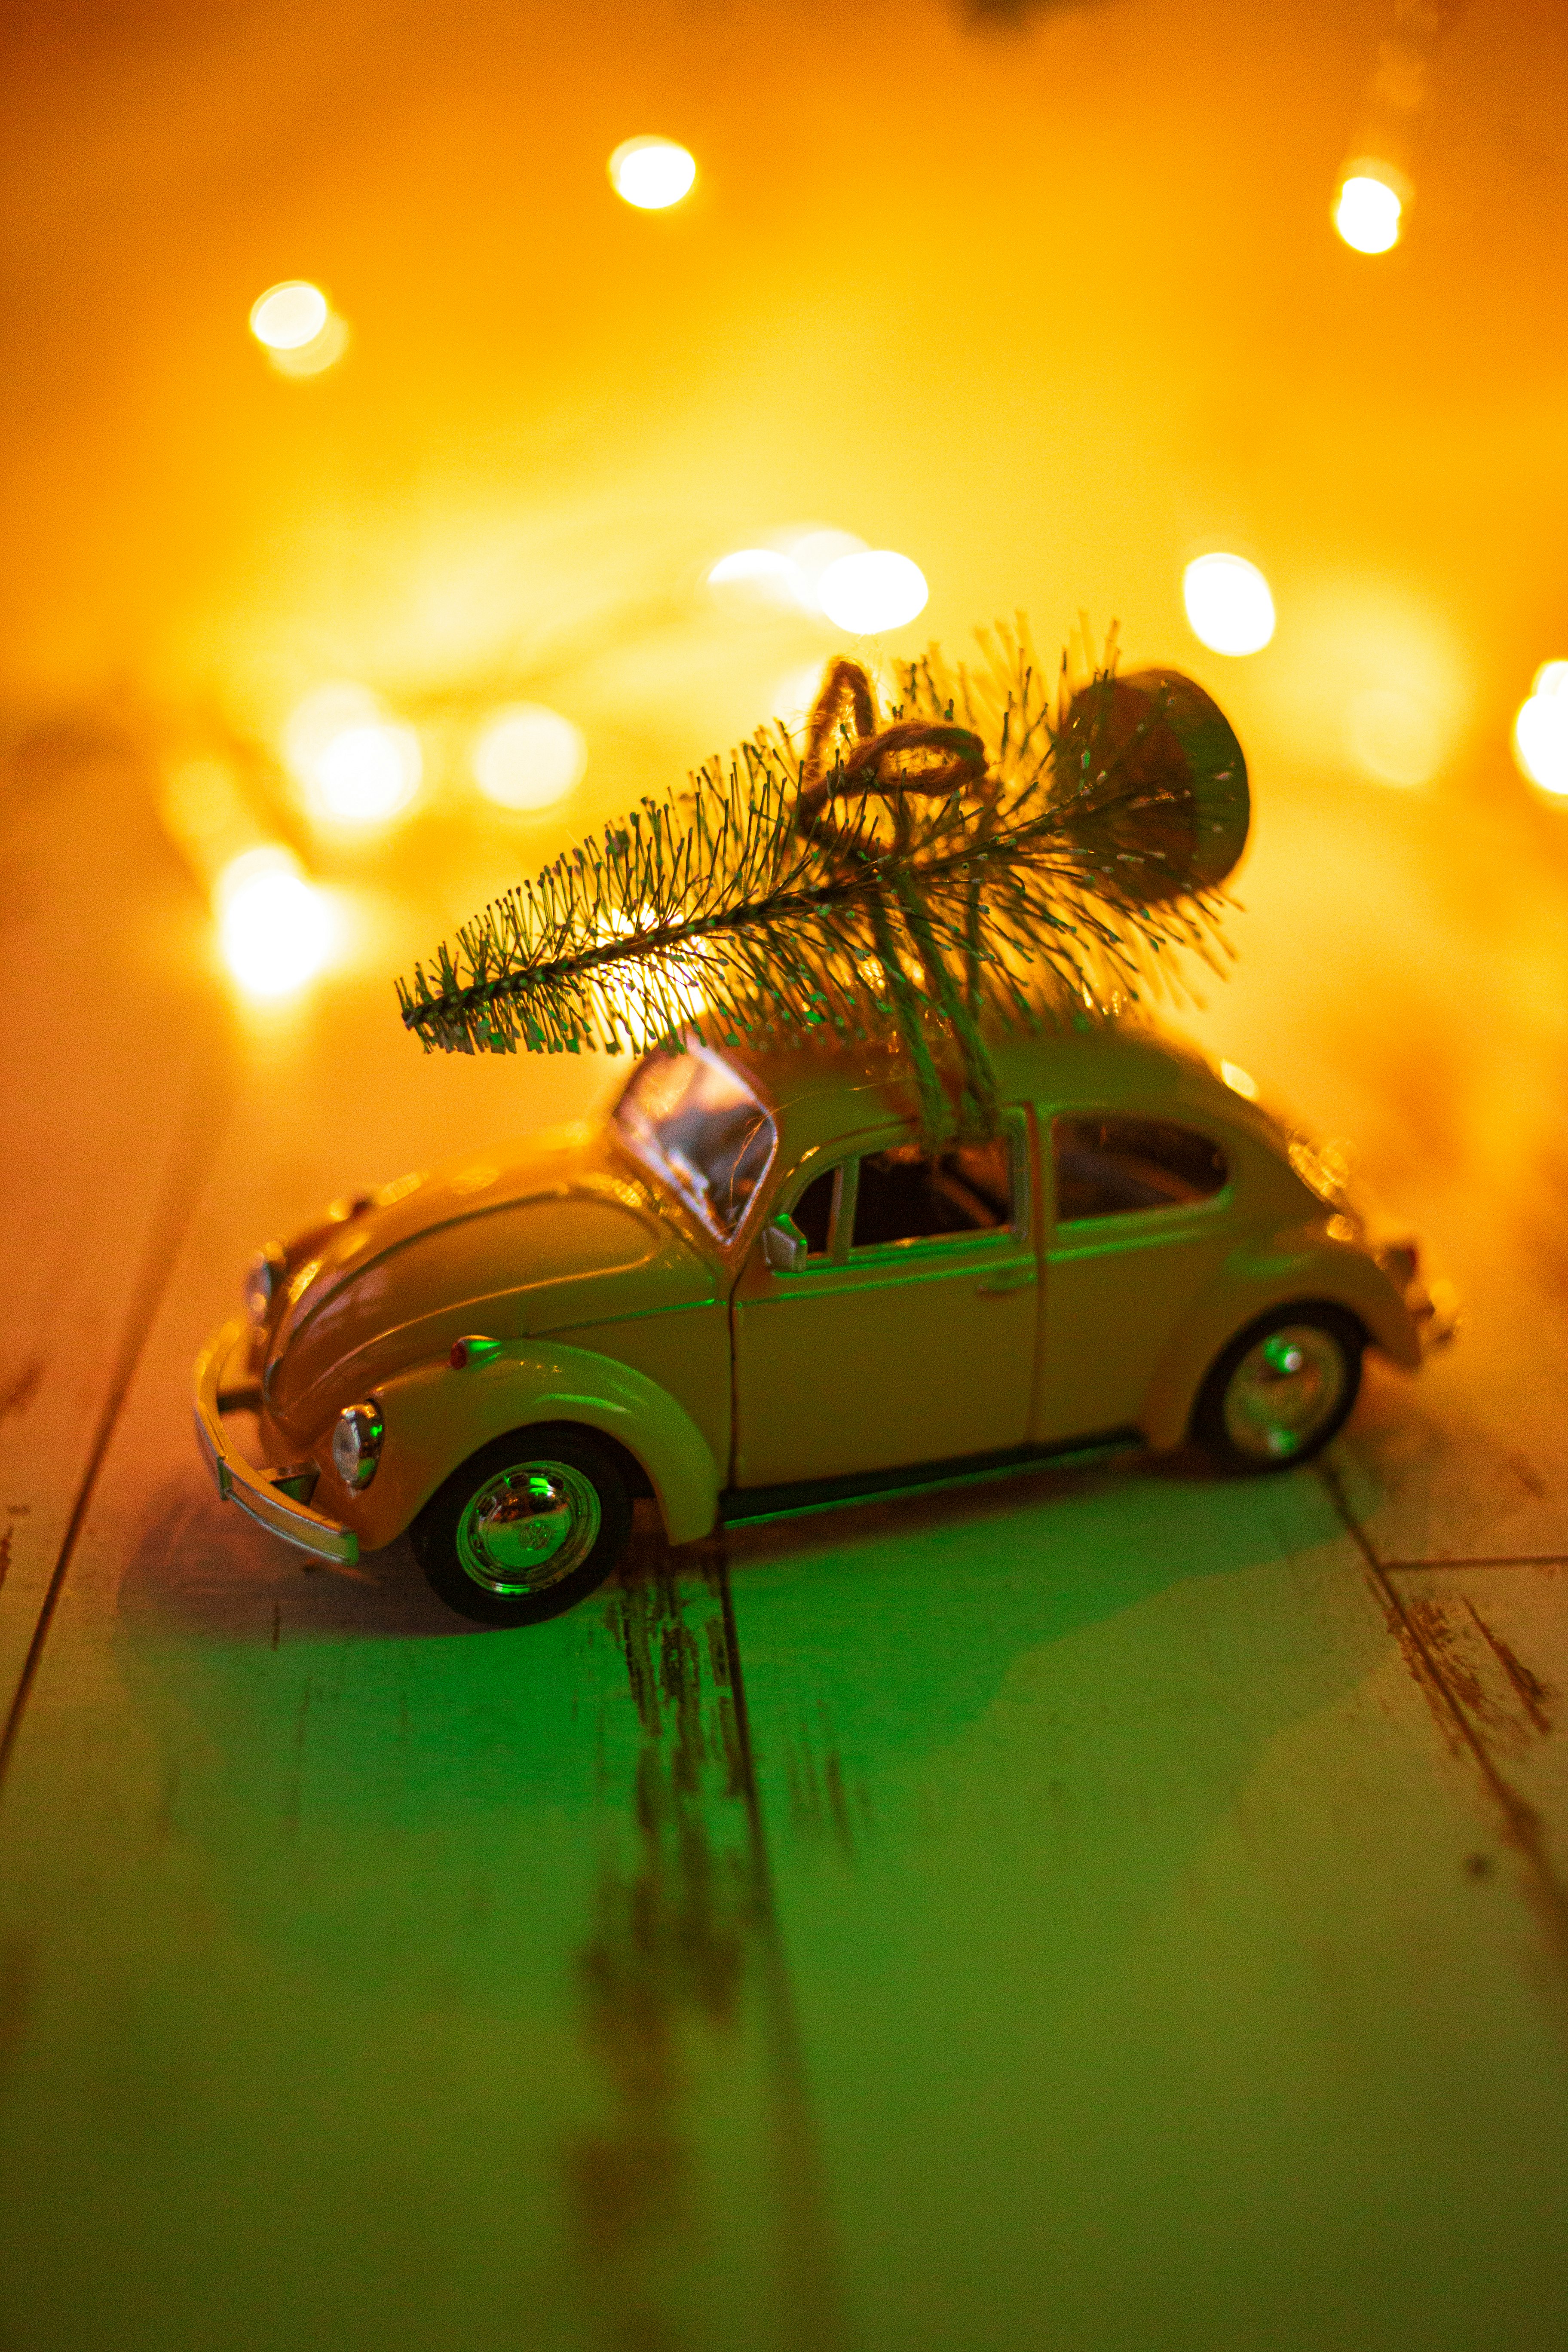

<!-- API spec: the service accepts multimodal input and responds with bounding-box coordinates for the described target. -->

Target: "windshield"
[614,1049,777,1239]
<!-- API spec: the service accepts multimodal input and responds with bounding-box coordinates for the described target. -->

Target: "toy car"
[194,1024,1455,1626]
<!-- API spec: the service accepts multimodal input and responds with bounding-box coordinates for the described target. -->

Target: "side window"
[790,1168,837,1256]
[852,1135,1014,1250]
[1052,1115,1228,1222]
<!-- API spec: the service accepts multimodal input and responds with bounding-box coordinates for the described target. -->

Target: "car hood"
[261,1120,717,1439]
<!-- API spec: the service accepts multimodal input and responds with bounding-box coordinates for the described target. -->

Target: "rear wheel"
[411,1426,632,1626]
[1193,1306,1363,1473]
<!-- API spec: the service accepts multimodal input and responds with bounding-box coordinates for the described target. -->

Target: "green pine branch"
[395,625,1249,1141]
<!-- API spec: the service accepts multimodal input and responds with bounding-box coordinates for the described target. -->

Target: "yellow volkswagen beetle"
[194,1024,1454,1626]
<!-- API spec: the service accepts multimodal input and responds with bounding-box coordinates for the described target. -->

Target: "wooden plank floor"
[2,731,1566,2351]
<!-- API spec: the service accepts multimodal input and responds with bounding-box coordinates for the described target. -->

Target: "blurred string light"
[1514,662,1568,799]
[270,313,349,378]
[216,847,335,998]
[706,528,870,619]
[816,551,929,633]
[248,279,348,377]
[283,683,422,824]
[472,705,586,811]
[1334,165,1405,254]
[1182,554,1276,657]
[707,548,811,615]
[609,137,697,210]
[250,282,328,348]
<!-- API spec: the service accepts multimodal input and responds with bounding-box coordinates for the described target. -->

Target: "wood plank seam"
[1316,1457,1568,1982]
[1381,1557,1568,1571]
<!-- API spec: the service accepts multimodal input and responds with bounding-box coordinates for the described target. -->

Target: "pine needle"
[395,626,1249,1141]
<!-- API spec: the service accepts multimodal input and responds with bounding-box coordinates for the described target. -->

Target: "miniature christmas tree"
[395,626,1248,1142]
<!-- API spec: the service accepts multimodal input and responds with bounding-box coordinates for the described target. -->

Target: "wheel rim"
[1221,1324,1347,1463]
[455,1459,602,1598]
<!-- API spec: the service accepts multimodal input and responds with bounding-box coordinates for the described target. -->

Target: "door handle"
[975,1266,1035,1296]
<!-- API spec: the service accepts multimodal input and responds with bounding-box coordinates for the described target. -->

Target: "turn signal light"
[450,1335,504,1370]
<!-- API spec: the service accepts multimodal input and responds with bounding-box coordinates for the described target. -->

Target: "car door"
[1034,1106,1236,1443]
[729,1110,1038,1490]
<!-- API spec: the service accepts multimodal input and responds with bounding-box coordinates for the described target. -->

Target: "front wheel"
[411,1426,632,1626]
[1193,1306,1364,1474]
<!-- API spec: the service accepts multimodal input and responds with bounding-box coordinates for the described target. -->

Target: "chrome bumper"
[193,1315,360,1565]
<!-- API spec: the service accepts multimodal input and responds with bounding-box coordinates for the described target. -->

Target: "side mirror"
[762,1214,808,1274]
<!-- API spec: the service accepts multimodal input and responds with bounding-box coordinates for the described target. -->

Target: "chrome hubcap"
[1222,1324,1347,1462]
[455,1460,601,1598]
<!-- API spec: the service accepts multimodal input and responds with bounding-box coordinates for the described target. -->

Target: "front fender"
[325,1339,723,1551]
[1139,1231,1424,1453]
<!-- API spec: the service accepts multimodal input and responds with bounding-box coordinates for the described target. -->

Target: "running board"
[719,1430,1142,1531]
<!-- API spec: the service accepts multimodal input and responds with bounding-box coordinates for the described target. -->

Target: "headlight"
[331,1402,384,1490]
[1287,1136,1353,1208]
[244,1242,288,1325]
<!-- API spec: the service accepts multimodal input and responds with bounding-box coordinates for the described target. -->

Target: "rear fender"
[1140,1234,1423,1452]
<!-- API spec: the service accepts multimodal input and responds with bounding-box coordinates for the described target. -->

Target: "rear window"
[615,1050,777,1238]
[1053,1115,1228,1222]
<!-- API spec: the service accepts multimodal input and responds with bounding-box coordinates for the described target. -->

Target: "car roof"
[708,1016,1253,1159]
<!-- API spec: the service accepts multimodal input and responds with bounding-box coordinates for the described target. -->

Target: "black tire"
[1192,1305,1364,1475]
[410,1424,632,1627]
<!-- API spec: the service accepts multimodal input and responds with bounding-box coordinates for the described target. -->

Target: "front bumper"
[1415,1275,1460,1352]
[193,1315,360,1565]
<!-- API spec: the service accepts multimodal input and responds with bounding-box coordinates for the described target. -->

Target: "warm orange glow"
[1335,174,1403,254]
[249,281,330,350]
[707,548,809,614]
[1182,554,1276,656]
[780,527,867,598]
[472,704,586,809]
[816,550,928,633]
[609,137,696,210]
[1346,687,1442,786]
[769,663,832,729]
[268,312,349,378]
[216,848,335,997]
[707,529,872,620]
[283,684,422,824]
[1513,662,1568,799]
[315,723,421,821]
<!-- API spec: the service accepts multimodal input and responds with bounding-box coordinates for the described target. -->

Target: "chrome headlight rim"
[331,1401,385,1491]
[244,1242,288,1326]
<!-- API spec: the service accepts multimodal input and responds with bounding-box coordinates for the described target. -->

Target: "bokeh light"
[249,281,330,350]
[707,548,810,615]
[1513,662,1568,799]
[314,723,422,821]
[1182,554,1276,656]
[1334,174,1403,254]
[283,683,422,824]
[609,137,697,210]
[817,550,929,634]
[472,704,587,810]
[216,848,335,998]
[267,312,349,378]
[1346,687,1442,786]
[707,529,873,620]
[781,527,867,599]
